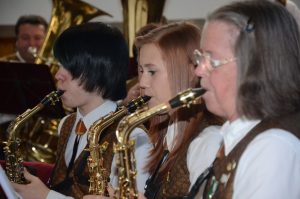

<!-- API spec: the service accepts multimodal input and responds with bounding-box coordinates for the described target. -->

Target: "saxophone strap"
[144,150,169,199]
[185,140,226,199]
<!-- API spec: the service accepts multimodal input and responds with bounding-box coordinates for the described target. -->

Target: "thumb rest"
[87,95,150,195]
[114,88,206,199]
[3,90,64,184]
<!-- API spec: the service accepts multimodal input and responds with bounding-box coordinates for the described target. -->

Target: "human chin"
[203,95,222,116]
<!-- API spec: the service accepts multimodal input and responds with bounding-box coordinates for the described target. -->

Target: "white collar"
[75,100,117,130]
[220,118,260,156]
[165,122,176,151]
[16,51,26,63]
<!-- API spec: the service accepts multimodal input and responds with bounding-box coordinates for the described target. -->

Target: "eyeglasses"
[193,49,236,71]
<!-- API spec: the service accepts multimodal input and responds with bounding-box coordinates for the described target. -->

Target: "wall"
[0,0,299,55]
[0,0,235,25]
[0,0,234,56]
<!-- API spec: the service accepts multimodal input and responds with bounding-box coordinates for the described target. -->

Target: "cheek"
[155,78,171,100]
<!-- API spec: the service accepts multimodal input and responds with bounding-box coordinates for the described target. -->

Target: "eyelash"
[148,70,155,75]
[139,68,156,76]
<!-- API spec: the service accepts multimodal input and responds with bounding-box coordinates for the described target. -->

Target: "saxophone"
[114,88,206,199]
[3,90,64,184]
[87,96,151,195]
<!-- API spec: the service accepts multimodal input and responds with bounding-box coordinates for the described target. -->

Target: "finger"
[23,169,32,178]
[107,183,115,198]
[11,182,25,192]
[23,169,36,182]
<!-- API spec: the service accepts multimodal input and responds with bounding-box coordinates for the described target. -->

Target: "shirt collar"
[165,122,176,151]
[16,51,26,63]
[220,118,260,156]
[75,100,117,130]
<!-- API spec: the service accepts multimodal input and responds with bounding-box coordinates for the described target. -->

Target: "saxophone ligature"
[87,95,150,195]
[114,88,206,199]
[3,90,64,184]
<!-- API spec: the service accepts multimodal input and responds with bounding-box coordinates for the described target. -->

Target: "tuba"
[87,96,150,195]
[121,0,166,57]
[114,88,206,198]
[35,0,112,75]
[3,90,63,184]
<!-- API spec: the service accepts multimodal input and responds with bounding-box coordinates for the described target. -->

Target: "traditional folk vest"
[145,113,223,199]
[203,112,300,199]
[158,147,191,199]
[49,113,120,199]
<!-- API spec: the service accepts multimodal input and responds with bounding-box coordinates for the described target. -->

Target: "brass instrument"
[87,96,150,195]
[26,117,60,163]
[114,88,206,199]
[26,0,111,164]
[35,0,112,75]
[3,90,63,184]
[121,0,166,57]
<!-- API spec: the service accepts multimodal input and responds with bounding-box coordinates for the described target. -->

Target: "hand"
[138,192,146,199]
[123,83,141,105]
[12,169,50,199]
[83,195,108,199]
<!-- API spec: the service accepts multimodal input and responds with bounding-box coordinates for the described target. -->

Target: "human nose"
[55,67,64,82]
[194,61,209,78]
[139,73,149,89]
[27,37,36,47]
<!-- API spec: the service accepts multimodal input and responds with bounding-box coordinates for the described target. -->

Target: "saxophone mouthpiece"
[168,88,206,109]
[56,90,65,97]
[127,95,151,113]
[40,90,64,106]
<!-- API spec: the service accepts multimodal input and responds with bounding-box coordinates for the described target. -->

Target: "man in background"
[0,15,48,63]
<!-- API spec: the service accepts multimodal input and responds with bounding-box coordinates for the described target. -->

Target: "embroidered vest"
[203,112,300,199]
[158,148,190,199]
[145,111,224,199]
[49,113,120,199]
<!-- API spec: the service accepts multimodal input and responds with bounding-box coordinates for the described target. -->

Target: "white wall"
[0,0,235,25]
[0,0,299,25]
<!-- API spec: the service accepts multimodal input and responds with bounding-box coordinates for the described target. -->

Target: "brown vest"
[158,146,191,199]
[145,110,224,199]
[49,113,119,199]
[204,112,300,199]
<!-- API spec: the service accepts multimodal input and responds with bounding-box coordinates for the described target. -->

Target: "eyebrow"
[201,49,213,56]
[139,63,156,68]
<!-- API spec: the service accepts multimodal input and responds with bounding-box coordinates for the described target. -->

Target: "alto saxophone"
[87,96,150,195]
[3,90,64,184]
[114,88,206,199]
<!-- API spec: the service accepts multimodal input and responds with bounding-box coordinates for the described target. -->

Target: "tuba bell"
[35,0,112,76]
[121,0,166,57]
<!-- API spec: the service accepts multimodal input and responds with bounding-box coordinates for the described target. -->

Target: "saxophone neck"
[6,90,63,140]
[116,103,169,144]
[7,104,43,140]
[88,107,127,145]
